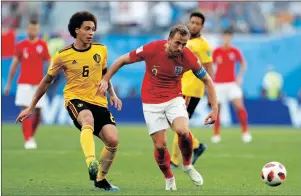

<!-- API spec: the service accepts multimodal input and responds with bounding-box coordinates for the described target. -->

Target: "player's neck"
[74,40,91,50]
[190,33,201,40]
[223,44,231,49]
[27,37,38,42]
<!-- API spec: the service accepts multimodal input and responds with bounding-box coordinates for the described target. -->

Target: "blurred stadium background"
[1,1,301,195]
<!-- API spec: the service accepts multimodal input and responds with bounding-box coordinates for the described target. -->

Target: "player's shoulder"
[58,45,72,54]
[199,36,211,47]
[230,46,240,52]
[91,42,107,50]
[16,39,28,47]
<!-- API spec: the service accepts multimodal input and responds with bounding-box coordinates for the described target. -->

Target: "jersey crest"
[93,53,101,63]
[174,65,183,76]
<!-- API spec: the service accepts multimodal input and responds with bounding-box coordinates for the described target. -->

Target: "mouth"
[87,37,93,41]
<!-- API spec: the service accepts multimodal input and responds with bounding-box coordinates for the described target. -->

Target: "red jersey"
[129,40,202,104]
[213,46,243,83]
[14,39,50,85]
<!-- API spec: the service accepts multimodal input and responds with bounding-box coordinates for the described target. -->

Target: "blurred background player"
[4,19,51,149]
[15,11,121,191]
[212,29,251,143]
[170,12,213,168]
[99,24,218,190]
[46,32,66,98]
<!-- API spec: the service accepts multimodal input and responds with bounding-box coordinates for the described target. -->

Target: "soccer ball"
[261,162,287,187]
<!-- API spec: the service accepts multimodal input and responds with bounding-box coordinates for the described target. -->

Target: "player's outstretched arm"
[99,53,136,93]
[4,56,19,96]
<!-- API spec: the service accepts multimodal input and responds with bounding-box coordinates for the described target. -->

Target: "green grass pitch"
[2,124,301,195]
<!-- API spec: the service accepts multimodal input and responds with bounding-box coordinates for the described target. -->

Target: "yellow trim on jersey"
[182,36,213,98]
[47,43,109,108]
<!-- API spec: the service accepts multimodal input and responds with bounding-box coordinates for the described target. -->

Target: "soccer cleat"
[192,144,207,165]
[94,179,120,191]
[183,164,203,186]
[211,135,221,144]
[242,132,252,143]
[170,161,178,169]
[165,177,177,190]
[88,160,99,181]
[24,138,37,150]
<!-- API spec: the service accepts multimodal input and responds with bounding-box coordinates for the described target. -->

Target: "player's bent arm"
[202,62,214,79]
[103,53,140,81]
[237,61,247,79]
[28,74,55,111]
[193,68,218,109]
[6,56,20,87]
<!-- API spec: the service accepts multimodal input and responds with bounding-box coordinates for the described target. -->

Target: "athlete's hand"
[4,84,11,96]
[110,96,122,111]
[98,79,109,93]
[204,106,218,125]
[16,108,33,123]
[236,76,243,86]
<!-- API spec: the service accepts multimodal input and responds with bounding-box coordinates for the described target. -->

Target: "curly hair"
[190,12,205,25]
[68,11,97,38]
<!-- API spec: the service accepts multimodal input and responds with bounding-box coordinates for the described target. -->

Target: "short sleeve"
[212,48,218,63]
[129,41,156,62]
[47,52,62,76]
[102,46,108,70]
[14,43,22,59]
[199,42,213,64]
[234,48,243,63]
[184,48,202,72]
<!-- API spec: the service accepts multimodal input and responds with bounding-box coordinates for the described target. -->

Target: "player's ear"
[75,28,80,35]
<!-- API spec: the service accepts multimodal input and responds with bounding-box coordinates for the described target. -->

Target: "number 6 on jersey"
[82,66,89,77]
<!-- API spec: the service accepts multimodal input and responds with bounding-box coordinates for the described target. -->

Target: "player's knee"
[81,115,94,127]
[174,126,189,137]
[106,136,119,147]
[153,139,167,149]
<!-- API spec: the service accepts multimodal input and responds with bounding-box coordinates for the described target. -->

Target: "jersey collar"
[72,43,92,52]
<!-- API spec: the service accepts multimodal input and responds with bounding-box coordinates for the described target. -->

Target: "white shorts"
[142,97,189,135]
[215,82,243,103]
[15,84,45,108]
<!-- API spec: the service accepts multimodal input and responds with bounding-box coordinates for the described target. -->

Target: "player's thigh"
[151,129,168,149]
[66,99,94,128]
[215,83,227,103]
[91,105,117,139]
[98,124,119,147]
[229,83,244,109]
[232,98,245,110]
[15,84,34,107]
[171,116,190,136]
[186,96,200,118]
[165,97,189,127]
[143,103,170,135]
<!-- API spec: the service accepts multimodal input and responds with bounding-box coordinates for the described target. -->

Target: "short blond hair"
[168,24,190,38]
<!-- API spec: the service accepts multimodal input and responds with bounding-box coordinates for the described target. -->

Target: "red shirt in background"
[14,39,50,85]
[213,46,243,83]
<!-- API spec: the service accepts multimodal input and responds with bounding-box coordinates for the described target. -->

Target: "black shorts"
[66,99,116,136]
[183,96,200,119]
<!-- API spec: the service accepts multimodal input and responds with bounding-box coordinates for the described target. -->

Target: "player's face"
[188,16,203,37]
[27,24,40,39]
[167,32,189,58]
[223,33,232,46]
[76,21,95,44]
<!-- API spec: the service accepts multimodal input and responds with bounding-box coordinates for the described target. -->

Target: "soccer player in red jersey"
[212,29,251,143]
[4,20,51,149]
[98,24,218,190]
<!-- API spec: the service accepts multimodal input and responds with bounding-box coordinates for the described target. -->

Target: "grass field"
[2,124,301,195]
